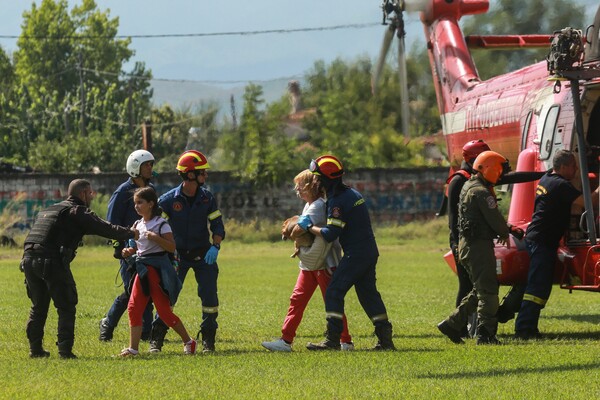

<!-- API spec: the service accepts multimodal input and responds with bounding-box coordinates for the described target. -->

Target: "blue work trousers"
[154,258,219,331]
[325,254,388,335]
[515,240,557,333]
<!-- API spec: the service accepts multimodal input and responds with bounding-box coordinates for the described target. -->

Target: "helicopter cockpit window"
[539,105,560,161]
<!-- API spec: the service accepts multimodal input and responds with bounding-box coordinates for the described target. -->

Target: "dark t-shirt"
[526,172,581,247]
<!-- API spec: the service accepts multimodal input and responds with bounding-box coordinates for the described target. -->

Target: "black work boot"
[200,328,216,353]
[476,327,501,345]
[306,330,341,351]
[437,320,465,344]
[149,322,169,353]
[373,323,396,351]
[57,340,77,359]
[99,317,114,342]
[29,338,50,358]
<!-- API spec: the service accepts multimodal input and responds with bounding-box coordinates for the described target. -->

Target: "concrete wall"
[0,168,448,227]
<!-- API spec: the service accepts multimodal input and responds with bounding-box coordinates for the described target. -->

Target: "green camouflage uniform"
[444,175,509,337]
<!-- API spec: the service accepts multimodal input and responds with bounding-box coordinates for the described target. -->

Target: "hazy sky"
[0,1,597,86]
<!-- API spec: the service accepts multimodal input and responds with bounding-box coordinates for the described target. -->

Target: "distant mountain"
[150,77,295,113]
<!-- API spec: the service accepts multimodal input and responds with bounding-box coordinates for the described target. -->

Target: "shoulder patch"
[173,201,183,212]
[332,207,341,218]
[486,196,497,209]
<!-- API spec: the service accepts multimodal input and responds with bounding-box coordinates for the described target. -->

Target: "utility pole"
[78,52,87,136]
[142,119,153,153]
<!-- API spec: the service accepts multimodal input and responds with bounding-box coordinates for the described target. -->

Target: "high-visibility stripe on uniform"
[208,210,222,220]
[326,311,344,320]
[371,313,388,322]
[353,198,365,207]
[327,218,345,228]
[202,306,219,314]
[523,293,547,306]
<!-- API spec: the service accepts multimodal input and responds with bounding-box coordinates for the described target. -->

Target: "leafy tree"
[10,0,152,172]
[464,0,586,79]
[219,84,300,186]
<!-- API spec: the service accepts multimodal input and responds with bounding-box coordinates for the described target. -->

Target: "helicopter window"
[521,111,533,151]
[539,105,560,161]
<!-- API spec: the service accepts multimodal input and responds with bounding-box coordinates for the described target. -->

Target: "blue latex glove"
[297,215,313,231]
[204,245,219,264]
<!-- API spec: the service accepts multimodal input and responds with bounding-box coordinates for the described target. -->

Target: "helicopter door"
[538,105,561,161]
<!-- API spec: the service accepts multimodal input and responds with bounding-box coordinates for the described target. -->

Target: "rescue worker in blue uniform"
[298,155,395,351]
[99,149,155,341]
[21,179,137,359]
[446,140,544,334]
[438,151,523,345]
[149,150,225,353]
[515,150,599,339]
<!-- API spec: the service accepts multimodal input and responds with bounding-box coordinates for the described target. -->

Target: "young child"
[261,169,353,352]
[119,187,196,356]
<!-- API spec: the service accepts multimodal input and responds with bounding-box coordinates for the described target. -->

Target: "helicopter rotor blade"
[398,34,410,138]
[371,26,395,95]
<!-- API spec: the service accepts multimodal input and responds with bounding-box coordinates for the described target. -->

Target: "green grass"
[2,220,600,399]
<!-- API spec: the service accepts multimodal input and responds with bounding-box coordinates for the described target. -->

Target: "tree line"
[0,0,586,185]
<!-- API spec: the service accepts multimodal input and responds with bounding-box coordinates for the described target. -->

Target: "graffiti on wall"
[0,168,448,227]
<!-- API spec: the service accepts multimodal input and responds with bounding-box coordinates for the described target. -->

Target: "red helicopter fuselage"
[424,0,600,291]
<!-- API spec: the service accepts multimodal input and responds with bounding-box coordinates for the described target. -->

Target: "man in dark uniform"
[99,149,155,341]
[438,151,522,345]
[515,150,599,339]
[298,155,395,351]
[21,179,138,359]
[149,150,225,353]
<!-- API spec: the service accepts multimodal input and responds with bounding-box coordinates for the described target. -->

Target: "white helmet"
[126,150,154,178]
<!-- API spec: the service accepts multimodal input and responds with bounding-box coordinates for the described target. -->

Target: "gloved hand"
[508,224,525,240]
[204,245,219,264]
[297,215,313,231]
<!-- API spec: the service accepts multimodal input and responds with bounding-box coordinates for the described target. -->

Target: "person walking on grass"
[148,150,225,353]
[261,169,353,352]
[438,151,522,345]
[21,179,138,359]
[297,155,396,351]
[99,149,155,342]
[119,187,196,356]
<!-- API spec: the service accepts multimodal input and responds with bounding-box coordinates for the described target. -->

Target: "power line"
[80,67,303,84]
[0,22,380,40]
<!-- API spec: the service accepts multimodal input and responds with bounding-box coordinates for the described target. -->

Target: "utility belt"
[23,243,76,264]
[178,247,209,261]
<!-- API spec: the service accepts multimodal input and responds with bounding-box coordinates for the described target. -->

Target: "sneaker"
[148,346,161,353]
[202,340,215,353]
[184,339,197,355]
[340,342,354,351]
[437,320,465,344]
[262,338,292,352]
[306,339,340,351]
[119,347,139,357]
[99,317,114,342]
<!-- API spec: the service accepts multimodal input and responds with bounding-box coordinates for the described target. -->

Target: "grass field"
[1,220,600,399]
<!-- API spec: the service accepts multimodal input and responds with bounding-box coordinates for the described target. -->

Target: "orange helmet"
[309,155,344,179]
[462,140,490,164]
[176,150,210,174]
[473,150,507,184]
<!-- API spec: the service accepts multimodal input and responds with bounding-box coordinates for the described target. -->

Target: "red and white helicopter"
[373,0,600,292]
